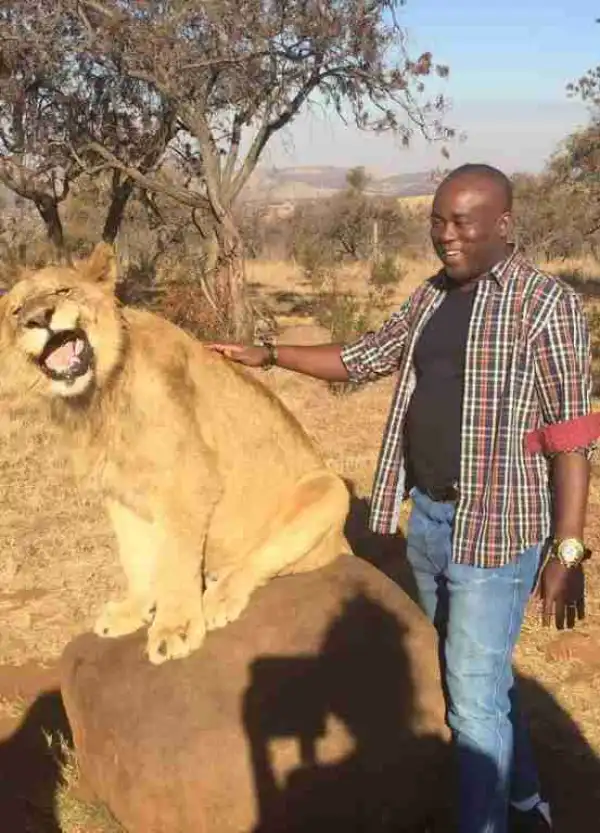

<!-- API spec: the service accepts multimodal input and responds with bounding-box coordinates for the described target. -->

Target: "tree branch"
[81,140,211,211]
[228,67,324,203]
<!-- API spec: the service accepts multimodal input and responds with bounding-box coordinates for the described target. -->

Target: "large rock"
[60,554,452,833]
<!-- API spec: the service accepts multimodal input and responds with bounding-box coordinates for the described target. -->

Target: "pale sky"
[260,1,597,175]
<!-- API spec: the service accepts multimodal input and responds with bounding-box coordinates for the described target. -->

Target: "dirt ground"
[1,256,600,831]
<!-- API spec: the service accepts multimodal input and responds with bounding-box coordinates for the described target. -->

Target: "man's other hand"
[535,557,586,630]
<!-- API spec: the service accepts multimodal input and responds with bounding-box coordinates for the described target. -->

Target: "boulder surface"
[60,554,451,833]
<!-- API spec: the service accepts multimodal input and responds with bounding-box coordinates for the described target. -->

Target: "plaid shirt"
[340,249,593,567]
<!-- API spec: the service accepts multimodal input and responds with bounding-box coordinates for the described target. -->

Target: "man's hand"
[208,341,351,382]
[206,343,268,367]
[535,557,585,629]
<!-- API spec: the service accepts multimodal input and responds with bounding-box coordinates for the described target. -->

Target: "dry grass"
[0,410,121,667]
[397,194,434,210]
[246,253,440,332]
[0,694,27,721]
[1,253,600,831]
[541,254,600,281]
[45,731,125,833]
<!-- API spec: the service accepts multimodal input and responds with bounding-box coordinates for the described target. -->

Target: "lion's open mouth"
[38,330,94,382]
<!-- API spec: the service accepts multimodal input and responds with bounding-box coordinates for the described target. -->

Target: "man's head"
[430,164,514,283]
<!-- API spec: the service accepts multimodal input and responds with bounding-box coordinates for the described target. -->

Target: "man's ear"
[497,212,513,242]
[80,242,118,289]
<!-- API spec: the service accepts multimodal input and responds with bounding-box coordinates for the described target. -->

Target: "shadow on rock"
[343,479,419,602]
[59,555,452,833]
[243,593,455,833]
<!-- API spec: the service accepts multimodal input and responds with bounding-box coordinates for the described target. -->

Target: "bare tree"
[0,4,81,250]
[567,18,600,108]
[549,122,600,241]
[1,1,451,336]
[0,2,176,256]
[560,26,600,241]
[512,120,600,262]
[67,0,451,340]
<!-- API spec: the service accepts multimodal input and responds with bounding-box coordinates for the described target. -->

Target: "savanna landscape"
[2,251,600,832]
[1,1,600,832]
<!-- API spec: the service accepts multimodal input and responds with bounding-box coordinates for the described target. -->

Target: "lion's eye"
[56,288,71,297]
[11,305,22,317]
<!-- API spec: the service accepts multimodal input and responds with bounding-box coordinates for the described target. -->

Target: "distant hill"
[240,166,437,204]
[0,168,434,215]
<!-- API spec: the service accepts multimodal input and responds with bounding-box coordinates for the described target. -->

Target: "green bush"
[311,260,403,395]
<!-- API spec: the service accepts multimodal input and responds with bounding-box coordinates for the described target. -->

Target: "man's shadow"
[343,479,419,602]
[0,690,71,832]
[517,672,600,831]
[243,593,458,833]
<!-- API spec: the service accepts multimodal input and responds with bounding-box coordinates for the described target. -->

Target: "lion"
[0,243,351,664]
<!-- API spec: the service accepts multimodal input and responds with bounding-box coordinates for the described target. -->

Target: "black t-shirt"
[404,283,476,493]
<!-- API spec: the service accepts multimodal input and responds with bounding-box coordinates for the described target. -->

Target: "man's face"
[430,175,511,282]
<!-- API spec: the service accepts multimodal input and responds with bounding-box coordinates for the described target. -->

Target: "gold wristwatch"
[550,537,591,568]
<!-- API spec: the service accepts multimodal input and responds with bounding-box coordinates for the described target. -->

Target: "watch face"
[558,539,584,565]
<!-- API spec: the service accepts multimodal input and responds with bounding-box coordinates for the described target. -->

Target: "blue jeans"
[405,488,542,833]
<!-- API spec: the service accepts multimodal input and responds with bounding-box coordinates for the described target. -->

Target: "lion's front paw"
[145,604,206,665]
[94,597,155,639]
[203,570,254,631]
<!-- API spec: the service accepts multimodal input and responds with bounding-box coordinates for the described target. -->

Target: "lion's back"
[124,307,327,483]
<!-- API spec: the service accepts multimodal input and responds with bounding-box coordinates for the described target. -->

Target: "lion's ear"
[81,242,118,289]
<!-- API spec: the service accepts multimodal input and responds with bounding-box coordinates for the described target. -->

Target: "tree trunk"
[34,196,65,252]
[212,214,254,342]
[372,219,380,263]
[102,179,135,243]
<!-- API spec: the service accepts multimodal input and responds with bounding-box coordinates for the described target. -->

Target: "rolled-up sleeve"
[532,289,596,456]
[340,300,413,384]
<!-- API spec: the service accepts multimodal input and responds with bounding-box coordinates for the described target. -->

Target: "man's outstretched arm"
[207,342,350,381]
[208,291,422,384]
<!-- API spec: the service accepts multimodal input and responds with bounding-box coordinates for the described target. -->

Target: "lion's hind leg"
[203,470,350,631]
[94,499,159,639]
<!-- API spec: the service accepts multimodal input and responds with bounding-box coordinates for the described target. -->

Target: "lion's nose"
[22,306,54,329]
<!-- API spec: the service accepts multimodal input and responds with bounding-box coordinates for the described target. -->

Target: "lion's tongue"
[44,339,82,372]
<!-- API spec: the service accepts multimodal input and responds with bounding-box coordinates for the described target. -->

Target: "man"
[209,164,595,833]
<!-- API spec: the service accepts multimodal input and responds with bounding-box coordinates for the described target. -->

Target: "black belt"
[420,483,459,502]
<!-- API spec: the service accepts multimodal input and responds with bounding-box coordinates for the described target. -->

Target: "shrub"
[310,258,404,395]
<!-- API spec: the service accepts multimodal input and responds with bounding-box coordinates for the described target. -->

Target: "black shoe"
[509,801,552,832]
